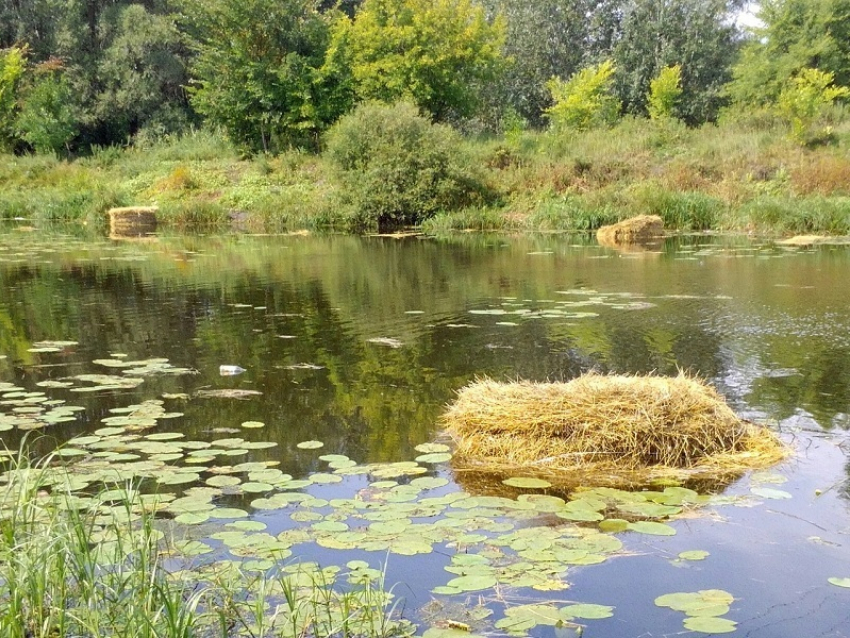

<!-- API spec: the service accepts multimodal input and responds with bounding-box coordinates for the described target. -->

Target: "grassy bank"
[0,448,411,638]
[3,116,850,235]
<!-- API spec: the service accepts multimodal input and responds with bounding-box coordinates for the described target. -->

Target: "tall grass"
[0,448,411,638]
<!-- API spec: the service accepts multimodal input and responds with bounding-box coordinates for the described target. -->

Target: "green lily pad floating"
[828,577,850,588]
[174,540,213,556]
[655,590,734,617]
[445,574,498,592]
[627,521,676,536]
[415,443,451,454]
[157,473,201,486]
[751,487,792,500]
[227,520,267,532]
[682,617,737,634]
[502,477,552,489]
[174,512,211,525]
[416,452,453,464]
[560,603,614,620]
[241,421,265,429]
[297,440,324,450]
[679,550,710,561]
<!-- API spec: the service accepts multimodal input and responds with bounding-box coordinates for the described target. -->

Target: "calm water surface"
[0,229,848,637]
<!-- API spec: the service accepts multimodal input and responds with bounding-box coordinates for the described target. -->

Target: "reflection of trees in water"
[748,346,850,430]
[1,233,849,483]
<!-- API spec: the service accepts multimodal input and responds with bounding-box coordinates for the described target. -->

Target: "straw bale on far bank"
[108,206,158,236]
[443,374,786,480]
[597,215,663,245]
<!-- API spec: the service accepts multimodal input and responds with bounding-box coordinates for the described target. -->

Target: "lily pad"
[751,487,792,500]
[560,603,614,620]
[627,521,676,536]
[678,550,710,561]
[297,440,324,450]
[445,575,497,592]
[682,617,737,634]
[502,477,552,489]
[828,577,850,588]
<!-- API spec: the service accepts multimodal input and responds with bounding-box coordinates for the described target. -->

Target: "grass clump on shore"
[442,373,788,486]
[0,449,411,638]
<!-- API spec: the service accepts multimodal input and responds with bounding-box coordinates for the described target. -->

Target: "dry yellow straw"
[442,373,788,482]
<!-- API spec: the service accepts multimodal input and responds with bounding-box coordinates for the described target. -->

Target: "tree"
[613,0,741,123]
[182,0,349,152]
[727,0,850,106]
[479,0,623,126]
[647,64,683,119]
[332,0,506,121]
[94,5,188,140]
[0,45,25,151]
[16,60,79,154]
[546,60,620,131]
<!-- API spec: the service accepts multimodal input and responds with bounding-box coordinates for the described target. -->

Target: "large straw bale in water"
[108,206,158,236]
[597,215,663,245]
[443,374,786,480]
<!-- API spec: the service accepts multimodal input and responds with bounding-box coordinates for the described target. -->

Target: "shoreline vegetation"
[4,1,850,237]
[4,115,850,237]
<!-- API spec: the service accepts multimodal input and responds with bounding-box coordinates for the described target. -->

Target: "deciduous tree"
[333,0,505,121]
[728,0,850,106]
[182,0,349,152]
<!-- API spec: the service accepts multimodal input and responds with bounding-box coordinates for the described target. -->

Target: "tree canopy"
[728,0,850,105]
[332,0,506,121]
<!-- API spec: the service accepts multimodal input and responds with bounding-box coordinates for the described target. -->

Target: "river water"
[0,229,848,637]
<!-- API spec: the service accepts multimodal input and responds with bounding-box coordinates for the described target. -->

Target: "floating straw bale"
[108,206,158,236]
[442,374,787,483]
[597,215,664,246]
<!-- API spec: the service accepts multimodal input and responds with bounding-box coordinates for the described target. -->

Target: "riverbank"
[3,117,850,236]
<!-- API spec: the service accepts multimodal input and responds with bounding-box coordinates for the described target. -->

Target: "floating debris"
[195,389,262,399]
[367,337,404,348]
[219,365,246,376]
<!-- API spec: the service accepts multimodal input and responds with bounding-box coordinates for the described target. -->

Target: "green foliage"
[478,0,620,126]
[613,0,738,124]
[183,0,349,152]
[16,68,78,154]
[648,65,683,120]
[324,101,489,227]
[728,0,850,106]
[94,5,187,140]
[546,60,620,131]
[0,46,26,151]
[334,0,506,120]
[777,68,850,144]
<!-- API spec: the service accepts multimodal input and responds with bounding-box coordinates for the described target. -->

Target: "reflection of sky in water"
[0,231,849,635]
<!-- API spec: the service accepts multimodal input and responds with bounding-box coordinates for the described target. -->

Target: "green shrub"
[647,65,683,121]
[545,60,620,132]
[324,101,490,228]
[777,68,850,146]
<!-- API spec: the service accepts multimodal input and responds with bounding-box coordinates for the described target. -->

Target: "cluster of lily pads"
[0,350,843,636]
[0,404,758,638]
[465,289,739,327]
